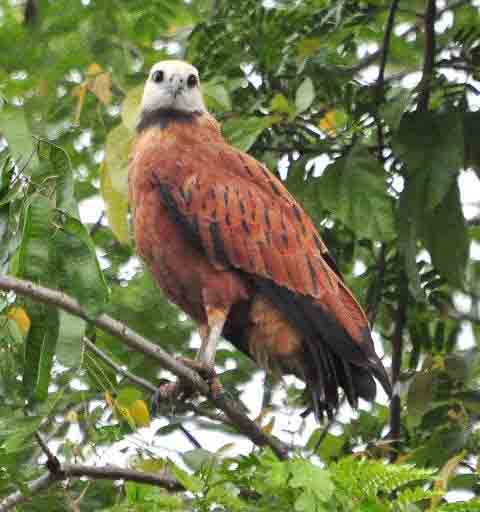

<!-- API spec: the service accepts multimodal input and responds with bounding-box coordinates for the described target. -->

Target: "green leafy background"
[0,0,479,510]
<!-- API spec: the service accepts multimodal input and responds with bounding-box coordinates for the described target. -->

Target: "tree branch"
[0,463,183,512]
[0,473,56,512]
[366,244,388,326]
[0,274,289,460]
[388,271,408,461]
[350,0,468,75]
[376,0,401,102]
[417,0,437,111]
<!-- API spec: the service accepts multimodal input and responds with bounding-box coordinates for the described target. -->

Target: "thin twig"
[0,275,289,460]
[34,432,60,471]
[376,0,401,102]
[375,0,401,160]
[417,0,437,112]
[388,271,408,461]
[366,244,388,326]
[89,212,105,237]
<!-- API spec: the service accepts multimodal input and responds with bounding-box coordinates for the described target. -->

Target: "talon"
[151,376,195,416]
[209,376,223,399]
[177,358,223,399]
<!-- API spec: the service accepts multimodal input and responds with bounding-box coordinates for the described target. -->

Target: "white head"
[140,60,206,114]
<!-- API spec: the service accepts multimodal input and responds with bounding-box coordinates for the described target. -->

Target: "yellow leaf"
[65,410,78,423]
[319,110,336,135]
[100,124,132,244]
[105,391,115,408]
[121,85,144,132]
[216,443,236,455]
[38,79,50,97]
[85,63,112,105]
[429,451,466,510]
[72,83,87,125]
[297,37,322,61]
[87,63,103,76]
[7,307,31,335]
[117,403,136,429]
[129,399,150,428]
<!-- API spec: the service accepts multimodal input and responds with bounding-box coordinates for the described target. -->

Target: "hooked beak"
[168,74,185,98]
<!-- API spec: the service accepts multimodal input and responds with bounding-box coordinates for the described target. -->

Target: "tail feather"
[255,276,391,418]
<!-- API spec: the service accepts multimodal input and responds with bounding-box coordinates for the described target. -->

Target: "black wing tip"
[368,356,392,398]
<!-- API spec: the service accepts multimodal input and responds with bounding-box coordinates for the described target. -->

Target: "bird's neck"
[136,107,221,135]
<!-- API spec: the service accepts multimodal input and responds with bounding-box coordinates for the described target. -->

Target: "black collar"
[136,108,202,132]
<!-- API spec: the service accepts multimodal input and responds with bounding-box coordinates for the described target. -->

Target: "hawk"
[129,60,391,419]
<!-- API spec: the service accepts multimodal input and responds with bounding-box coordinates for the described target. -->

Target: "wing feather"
[153,143,391,397]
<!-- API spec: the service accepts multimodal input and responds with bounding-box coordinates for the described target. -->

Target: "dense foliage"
[0,0,479,510]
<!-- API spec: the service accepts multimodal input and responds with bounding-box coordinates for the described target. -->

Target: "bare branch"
[0,473,56,512]
[376,0,401,102]
[0,274,289,460]
[62,463,183,490]
[388,272,408,461]
[35,432,61,474]
[417,0,437,112]
[0,464,183,512]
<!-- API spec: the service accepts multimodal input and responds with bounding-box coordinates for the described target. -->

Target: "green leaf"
[222,115,278,152]
[270,93,296,118]
[17,193,59,400]
[169,462,202,492]
[0,104,37,165]
[407,371,436,425]
[398,177,424,298]
[101,124,131,244]
[53,211,109,317]
[289,459,334,502]
[420,182,468,287]
[318,147,395,240]
[295,489,321,512]
[181,448,217,471]
[393,112,464,211]
[0,416,41,453]
[464,112,480,172]
[295,77,315,113]
[117,386,143,407]
[202,80,232,111]
[380,89,412,130]
[444,348,480,382]
[307,431,346,461]
[56,311,85,367]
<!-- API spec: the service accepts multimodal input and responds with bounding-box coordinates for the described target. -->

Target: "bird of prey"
[129,60,391,419]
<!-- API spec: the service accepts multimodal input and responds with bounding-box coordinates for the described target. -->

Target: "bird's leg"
[180,308,227,398]
[152,309,227,411]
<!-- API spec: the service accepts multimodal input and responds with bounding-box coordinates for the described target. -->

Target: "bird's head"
[140,60,206,114]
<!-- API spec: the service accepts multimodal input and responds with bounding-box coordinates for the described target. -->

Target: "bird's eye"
[151,70,164,83]
[187,74,198,88]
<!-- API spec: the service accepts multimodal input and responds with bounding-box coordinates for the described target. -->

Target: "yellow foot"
[178,358,223,399]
